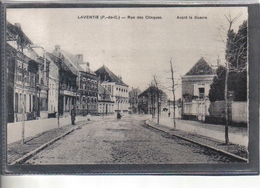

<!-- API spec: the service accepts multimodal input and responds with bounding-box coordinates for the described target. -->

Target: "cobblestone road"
[26,115,241,164]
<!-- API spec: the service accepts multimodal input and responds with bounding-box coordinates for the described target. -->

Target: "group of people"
[70,107,122,125]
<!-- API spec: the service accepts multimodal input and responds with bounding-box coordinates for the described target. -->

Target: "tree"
[226,20,247,70]
[210,14,247,145]
[170,58,176,129]
[209,65,246,102]
[209,20,247,103]
[209,65,226,102]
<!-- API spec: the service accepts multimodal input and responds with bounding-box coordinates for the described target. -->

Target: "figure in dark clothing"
[71,108,76,125]
[168,112,171,117]
[117,112,122,120]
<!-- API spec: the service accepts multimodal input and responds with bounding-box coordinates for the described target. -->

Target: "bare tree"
[214,13,243,145]
[153,75,160,124]
[170,58,177,130]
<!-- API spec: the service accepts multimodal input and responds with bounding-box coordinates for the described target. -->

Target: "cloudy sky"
[6,7,247,99]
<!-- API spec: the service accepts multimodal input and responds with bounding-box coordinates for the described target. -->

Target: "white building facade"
[95,65,130,113]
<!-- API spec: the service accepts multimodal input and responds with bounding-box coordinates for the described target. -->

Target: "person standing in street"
[117,112,122,120]
[71,107,76,125]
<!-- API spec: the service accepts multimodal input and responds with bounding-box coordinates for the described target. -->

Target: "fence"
[182,99,210,121]
[183,100,247,125]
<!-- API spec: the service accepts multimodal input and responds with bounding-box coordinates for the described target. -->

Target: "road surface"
[26,115,240,164]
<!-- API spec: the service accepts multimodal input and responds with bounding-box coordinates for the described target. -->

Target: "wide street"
[23,113,243,164]
[26,115,240,164]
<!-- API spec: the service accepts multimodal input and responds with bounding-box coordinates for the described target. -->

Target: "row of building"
[6,22,170,123]
[6,22,131,123]
[8,22,233,124]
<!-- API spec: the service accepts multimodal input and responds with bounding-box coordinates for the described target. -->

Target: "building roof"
[95,65,128,87]
[185,57,215,76]
[6,21,33,46]
[138,86,165,97]
[46,52,75,76]
[130,88,142,93]
[52,48,96,76]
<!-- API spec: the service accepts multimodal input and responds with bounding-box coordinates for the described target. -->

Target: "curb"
[145,121,248,163]
[10,125,81,165]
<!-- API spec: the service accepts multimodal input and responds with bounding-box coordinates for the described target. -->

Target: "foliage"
[209,66,247,102]
[209,20,247,102]
[226,20,247,69]
[209,66,226,102]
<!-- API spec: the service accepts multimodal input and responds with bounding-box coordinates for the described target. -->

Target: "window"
[198,88,205,98]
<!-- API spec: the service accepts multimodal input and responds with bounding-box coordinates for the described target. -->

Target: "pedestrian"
[71,107,76,125]
[117,112,122,120]
[86,113,91,121]
[168,112,171,117]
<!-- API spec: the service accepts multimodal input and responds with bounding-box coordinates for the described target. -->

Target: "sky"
[6,7,247,99]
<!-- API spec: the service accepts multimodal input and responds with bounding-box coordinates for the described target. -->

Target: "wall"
[232,102,247,123]
[183,100,210,116]
[184,100,248,124]
[208,101,226,117]
[181,75,215,97]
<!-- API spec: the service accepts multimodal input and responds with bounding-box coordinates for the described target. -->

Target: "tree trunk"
[224,64,229,145]
[170,59,176,130]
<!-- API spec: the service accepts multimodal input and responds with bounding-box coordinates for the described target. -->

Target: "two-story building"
[95,65,129,113]
[6,22,49,122]
[138,86,167,115]
[52,46,98,116]
[181,57,215,101]
[181,57,216,120]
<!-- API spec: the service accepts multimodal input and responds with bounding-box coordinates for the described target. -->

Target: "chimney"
[76,54,83,62]
[86,62,90,72]
[55,45,60,51]
[79,62,90,72]
[14,23,21,29]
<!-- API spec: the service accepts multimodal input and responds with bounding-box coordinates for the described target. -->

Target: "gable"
[186,58,214,75]
[95,65,128,87]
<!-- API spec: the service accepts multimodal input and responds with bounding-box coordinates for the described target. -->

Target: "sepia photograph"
[2,3,258,175]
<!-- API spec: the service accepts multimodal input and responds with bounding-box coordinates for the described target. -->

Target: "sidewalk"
[7,115,101,144]
[154,117,248,147]
[146,116,248,160]
[7,115,109,164]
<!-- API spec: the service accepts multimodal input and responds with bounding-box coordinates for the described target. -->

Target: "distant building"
[97,83,114,115]
[181,57,215,102]
[138,86,167,114]
[129,88,141,113]
[95,65,129,113]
